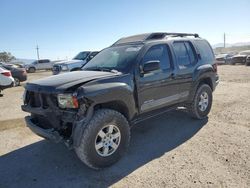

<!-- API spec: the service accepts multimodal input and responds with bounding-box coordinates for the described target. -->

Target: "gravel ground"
[0,65,249,188]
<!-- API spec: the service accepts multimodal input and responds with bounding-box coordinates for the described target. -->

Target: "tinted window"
[73,52,90,60]
[185,42,196,64]
[173,42,190,68]
[38,60,50,63]
[195,40,214,63]
[143,44,171,70]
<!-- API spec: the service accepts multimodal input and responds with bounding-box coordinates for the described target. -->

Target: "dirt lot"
[0,66,249,188]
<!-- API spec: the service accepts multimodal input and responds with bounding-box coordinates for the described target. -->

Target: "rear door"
[171,41,198,102]
[137,44,180,113]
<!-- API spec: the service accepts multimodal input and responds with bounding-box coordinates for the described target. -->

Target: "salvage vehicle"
[22,32,219,169]
[215,54,233,65]
[230,54,248,65]
[52,51,99,75]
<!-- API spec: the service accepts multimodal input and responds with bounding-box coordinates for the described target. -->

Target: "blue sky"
[0,0,250,60]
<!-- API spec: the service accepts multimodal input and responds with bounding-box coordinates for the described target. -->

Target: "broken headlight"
[57,94,79,109]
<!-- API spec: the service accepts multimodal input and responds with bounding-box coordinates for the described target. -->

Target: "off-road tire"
[188,84,213,119]
[28,67,36,73]
[75,109,130,169]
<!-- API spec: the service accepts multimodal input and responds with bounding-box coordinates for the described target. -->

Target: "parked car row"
[0,67,14,96]
[0,63,28,96]
[0,63,27,86]
[16,51,99,74]
[215,50,250,66]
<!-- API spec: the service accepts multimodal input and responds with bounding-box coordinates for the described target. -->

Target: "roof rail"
[112,32,200,46]
[146,32,199,40]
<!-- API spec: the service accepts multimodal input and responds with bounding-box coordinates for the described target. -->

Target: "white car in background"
[0,67,14,96]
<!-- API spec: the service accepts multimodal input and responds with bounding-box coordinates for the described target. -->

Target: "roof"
[112,32,200,46]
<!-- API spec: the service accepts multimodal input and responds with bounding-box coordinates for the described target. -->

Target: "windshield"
[82,45,142,73]
[73,52,90,60]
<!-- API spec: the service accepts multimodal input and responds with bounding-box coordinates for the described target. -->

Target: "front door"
[137,44,179,113]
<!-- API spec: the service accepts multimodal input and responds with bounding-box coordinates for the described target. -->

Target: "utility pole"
[36,45,40,60]
[223,33,226,48]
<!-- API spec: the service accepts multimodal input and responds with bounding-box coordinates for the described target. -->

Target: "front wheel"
[188,84,213,119]
[75,109,130,169]
[28,67,36,73]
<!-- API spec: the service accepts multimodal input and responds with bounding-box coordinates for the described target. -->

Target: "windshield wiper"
[84,67,120,73]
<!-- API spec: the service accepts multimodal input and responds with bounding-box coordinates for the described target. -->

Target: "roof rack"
[112,32,200,46]
[146,32,199,40]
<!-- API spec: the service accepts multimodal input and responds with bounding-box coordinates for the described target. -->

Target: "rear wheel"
[75,109,130,169]
[188,84,213,119]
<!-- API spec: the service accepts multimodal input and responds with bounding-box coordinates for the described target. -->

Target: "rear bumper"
[24,116,63,143]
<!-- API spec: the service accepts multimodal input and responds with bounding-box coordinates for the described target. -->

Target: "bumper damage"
[25,116,63,143]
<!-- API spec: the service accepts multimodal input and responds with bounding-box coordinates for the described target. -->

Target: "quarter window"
[185,42,196,64]
[195,40,214,63]
[173,42,196,68]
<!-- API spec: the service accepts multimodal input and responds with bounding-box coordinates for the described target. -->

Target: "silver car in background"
[25,59,53,73]
[52,51,98,75]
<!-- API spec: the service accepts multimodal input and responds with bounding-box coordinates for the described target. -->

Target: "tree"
[0,52,15,63]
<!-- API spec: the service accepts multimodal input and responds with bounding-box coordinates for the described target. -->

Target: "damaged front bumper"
[24,116,63,143]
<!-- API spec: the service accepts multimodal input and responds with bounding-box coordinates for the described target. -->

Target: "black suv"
[22,32,219,169]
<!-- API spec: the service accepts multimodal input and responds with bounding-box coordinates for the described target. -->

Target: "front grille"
[25,91,56,108]
[53,65,61,73]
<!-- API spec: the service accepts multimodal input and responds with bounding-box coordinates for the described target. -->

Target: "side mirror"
[142,60,160,74]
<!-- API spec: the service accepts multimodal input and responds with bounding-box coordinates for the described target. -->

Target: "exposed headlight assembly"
[57,94,79,108]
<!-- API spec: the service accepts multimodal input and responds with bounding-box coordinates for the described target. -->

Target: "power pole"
[223,33,226,48]
[36,45,40,60]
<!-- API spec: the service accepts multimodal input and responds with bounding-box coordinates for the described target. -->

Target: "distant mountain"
[213,45,250,55]
[212,42,250,49]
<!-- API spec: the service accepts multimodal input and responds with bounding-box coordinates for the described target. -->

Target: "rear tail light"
[212,63,217,73]
[1,71,12,77]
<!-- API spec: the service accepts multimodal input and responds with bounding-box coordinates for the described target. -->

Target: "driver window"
[143,44,171,70]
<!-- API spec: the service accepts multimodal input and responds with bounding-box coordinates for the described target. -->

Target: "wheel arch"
[93,100,130,121]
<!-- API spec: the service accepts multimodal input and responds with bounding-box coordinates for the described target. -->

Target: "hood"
[25,70,116,93]
[54,59,83,65]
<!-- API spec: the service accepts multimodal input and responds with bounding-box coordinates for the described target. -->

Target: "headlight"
[61,65,68,71]
[57,94,79,108]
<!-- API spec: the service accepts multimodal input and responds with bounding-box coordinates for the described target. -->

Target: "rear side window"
[195,40,214,63]
[143,44,171,70]
[173,42,196,68]
[38,60,50,63]
[185,42,196,64]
